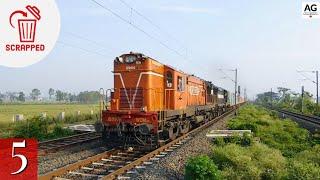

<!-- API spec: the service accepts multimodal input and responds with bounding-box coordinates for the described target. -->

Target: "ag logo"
[0,0,60,68]
[302,2,320,19]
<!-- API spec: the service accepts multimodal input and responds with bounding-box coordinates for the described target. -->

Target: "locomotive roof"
[118,52,185,74]
[118,52,208,82]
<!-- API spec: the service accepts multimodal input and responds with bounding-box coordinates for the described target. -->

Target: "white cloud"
[159,5,220,15]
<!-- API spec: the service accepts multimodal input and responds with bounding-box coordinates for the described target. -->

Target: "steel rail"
[38,131,101,156]
[103,106,238,179]
[39,149,119,180]
[277,109,320,126]
[39,104,243,180]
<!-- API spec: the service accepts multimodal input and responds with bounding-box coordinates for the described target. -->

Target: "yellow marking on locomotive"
[135,118,147,123]
[108,117,119,122]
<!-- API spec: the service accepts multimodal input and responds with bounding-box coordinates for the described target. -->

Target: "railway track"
[39,132,101,156]
[277,109,320,126]
[39,105,239,180]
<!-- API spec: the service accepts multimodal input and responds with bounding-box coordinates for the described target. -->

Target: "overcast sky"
[1,0,320,99]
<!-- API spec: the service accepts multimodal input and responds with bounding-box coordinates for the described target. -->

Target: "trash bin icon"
[10,5,41,43]
[18,19,37,42]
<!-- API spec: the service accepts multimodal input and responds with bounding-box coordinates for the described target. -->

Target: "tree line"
[0,88,101,104]
[255,87,319,116]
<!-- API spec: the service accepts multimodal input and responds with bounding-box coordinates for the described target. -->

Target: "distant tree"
[48,88,55,100]
[18,92,25,102]
[68,93,78,102]
[0,92,5,102]
[277,87,290,98]
[257,87,320,116]
[256,91,280,105]
[6,92,18,102]
[55,90,68,101]
[30,89,41,101]
[55,90,64,101]
[78,91,100,103]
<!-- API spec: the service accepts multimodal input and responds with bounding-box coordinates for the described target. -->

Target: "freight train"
[101,52,244,147]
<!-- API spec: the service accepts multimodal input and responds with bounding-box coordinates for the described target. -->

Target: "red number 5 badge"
[0,139,37,180]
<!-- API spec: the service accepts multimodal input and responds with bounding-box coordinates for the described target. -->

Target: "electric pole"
[270,88,273,107]
[235,68,238,106]
[297,70,319,106]
[218,68,238,114]
[244,88,247,101]
[316,70,318,105]
[301,86,304,113]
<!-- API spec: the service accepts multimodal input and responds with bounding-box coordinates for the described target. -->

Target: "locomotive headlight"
[125,55,136,63]
[141,106,147,112]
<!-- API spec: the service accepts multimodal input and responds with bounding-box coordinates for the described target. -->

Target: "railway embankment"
[181,105,320,179]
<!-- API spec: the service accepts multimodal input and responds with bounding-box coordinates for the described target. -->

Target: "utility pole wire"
[118,0,187,50]
[297,71,316,83]
[63,31,115,54]
[90,0,185,58]
[57,41,109,57]
[219,68,238,111]
[219,69,235,83]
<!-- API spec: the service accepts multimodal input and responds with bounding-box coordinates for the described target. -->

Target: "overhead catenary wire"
[89,0,211,78]
[89,0,186,58]
[297,71,316,84]
[117,0,210,76]
[118,0,187,50]
[219,69,235,83]
[63,31,117,54]
[64,32,104,47]
[57,41,110,57]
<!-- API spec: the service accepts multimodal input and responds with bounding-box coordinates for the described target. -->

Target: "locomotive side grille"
[206,95,213,103]
[119,88,143,109]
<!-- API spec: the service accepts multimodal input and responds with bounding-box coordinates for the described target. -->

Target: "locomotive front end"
[101,52,164,146]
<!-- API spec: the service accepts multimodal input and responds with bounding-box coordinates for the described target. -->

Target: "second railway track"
[39,131,101,156]
[277,109,320,126]
[39,105,240,180]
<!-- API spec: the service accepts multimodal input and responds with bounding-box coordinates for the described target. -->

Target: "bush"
[63,114,96,124]
[213,137,226,146]
[185,155,221,180]
[228,105,311,157]
[215,133,253,147]
[212,143,287,179]
[12,116,49,140]
[240,132,253,146]
[11,116,75,141]
[287,145,320,179]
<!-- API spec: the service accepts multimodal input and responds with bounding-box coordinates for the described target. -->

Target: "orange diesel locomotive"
[102,52,235,146]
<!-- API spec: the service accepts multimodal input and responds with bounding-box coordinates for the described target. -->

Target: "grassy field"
[0,103,100,124]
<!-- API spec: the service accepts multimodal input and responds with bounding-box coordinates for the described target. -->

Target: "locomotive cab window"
[166,71,173,88]
[177,76,185,91]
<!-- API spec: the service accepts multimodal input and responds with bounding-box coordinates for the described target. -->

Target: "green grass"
[228,105,312,157]
[0,103,100,124]
[185,104,320,179]
[212,143,287,179]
